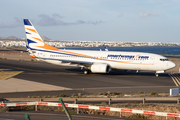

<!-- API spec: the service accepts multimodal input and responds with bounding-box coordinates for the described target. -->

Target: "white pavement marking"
[0,78,72,93]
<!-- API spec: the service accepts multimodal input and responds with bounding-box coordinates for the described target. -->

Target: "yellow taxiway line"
[169,73,180,86]
[0,71,23,80]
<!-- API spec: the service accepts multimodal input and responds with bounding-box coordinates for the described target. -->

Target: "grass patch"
[138,91,144,94]
[150,92,157,95]
[59,93,67,97]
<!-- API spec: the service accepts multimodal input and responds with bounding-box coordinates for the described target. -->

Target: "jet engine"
[91,64,110,73]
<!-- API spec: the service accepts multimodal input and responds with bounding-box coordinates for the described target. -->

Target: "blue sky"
[0,0,180,43]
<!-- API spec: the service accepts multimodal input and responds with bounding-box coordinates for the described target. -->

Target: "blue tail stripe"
[24,19,32,26]
[27,39,37,45]
[26,32,31,34]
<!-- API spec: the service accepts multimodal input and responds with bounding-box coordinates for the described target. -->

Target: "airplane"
[23,19,176,77]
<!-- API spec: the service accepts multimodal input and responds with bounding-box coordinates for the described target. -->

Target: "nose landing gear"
[155,71,164,77]
[155,73,159,77]
[84,70,91,74]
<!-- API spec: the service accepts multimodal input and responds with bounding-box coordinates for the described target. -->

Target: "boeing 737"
[23,19,176,77]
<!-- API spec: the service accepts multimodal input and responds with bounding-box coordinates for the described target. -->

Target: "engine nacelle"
[91,64,110,73]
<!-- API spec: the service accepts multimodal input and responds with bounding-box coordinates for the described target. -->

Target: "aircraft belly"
[44,60,62,65]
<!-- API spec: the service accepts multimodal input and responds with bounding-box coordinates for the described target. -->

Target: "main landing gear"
[84,70,91,74]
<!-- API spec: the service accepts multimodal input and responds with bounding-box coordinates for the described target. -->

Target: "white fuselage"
[34,49,176,72]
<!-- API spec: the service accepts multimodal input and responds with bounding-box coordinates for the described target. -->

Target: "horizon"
[1,37,180,44]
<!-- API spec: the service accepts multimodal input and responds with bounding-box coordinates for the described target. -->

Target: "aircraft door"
[43,53,46,58]
[37,52,46,58]
[150,57,154,64]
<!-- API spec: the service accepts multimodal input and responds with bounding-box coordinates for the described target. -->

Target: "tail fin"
[24,19,45,49]
[105,46,108,51]
[23,19,58,58]
[24,19,42,58]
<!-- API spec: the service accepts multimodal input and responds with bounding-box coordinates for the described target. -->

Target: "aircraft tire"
[155,73,159,77]
[84,70,90,74]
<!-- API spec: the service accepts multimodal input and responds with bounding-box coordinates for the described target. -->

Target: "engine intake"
[91,64,110,73]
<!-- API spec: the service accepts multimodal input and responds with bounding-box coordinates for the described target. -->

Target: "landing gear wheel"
[155,73,159,77]
[84,70,90,74]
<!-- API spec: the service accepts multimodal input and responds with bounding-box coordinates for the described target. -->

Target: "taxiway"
[0,59,178,98]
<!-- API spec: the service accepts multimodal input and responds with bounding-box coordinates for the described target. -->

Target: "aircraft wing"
[61,60,93,67]
[41,57,93,67]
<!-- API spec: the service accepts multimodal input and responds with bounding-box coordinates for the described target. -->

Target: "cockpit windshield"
[160,59,169,61]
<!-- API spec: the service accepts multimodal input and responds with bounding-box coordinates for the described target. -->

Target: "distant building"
[0,38,179,48]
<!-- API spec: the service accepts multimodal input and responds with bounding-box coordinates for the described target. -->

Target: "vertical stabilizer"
[23,19,45,49]
[23,19,59,58]
[105,46,108,51]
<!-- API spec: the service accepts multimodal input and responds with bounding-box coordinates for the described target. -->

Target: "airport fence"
[0,101,179,120]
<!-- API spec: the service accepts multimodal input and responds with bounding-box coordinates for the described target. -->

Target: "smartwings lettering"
[107,54,149,59]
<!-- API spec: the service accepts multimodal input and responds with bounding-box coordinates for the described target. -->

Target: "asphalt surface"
[0,111,134,120]
[0,59,178,98]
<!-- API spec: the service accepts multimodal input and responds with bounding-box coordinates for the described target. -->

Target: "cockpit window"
[160,59,169,61]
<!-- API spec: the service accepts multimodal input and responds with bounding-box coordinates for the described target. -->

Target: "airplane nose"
[169,62,176,69]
